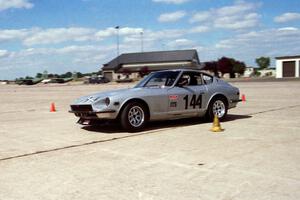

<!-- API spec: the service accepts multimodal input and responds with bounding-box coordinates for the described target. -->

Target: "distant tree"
[203,61,219,77]
[65,72,73,78]
[254,68,261,77]
[217,57,234,78]
[25,76,33,79]
[232,60,246,75]
[76,72,84,78]
[36,73,43,78]
[16,77,24,81]
[217,57,246,78]
[255,57,270,70]
[60,71,72,78]
[96,71,102,76]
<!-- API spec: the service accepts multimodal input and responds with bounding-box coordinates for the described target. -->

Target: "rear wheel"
[120,102,148,131]
[206,97,228,121]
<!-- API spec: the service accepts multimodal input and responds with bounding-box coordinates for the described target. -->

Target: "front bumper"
[228,99,242,109]
[231,99,242,103]
[69,110,116,119]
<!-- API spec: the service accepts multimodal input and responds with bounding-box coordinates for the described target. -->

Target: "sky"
[0,0,300,79]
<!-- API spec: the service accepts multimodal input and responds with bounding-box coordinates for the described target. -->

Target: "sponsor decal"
[169,95,178,100]
[170,102,177,107]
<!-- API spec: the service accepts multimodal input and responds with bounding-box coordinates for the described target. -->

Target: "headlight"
[105,97,110,106]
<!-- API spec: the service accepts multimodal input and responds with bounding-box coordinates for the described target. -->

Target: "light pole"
[115,26,120,57]
[140,31,144,52]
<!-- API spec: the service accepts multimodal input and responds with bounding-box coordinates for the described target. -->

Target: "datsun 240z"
[69,69,241,131]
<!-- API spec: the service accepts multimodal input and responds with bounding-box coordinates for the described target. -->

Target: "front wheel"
[206,98,228,121]
[120,102,148,131]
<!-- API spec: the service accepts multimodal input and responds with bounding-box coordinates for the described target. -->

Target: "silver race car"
[70,69,241,131]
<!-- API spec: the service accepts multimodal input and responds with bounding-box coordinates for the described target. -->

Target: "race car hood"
[73,88,142,104]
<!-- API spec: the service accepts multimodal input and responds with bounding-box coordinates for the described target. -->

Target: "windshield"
[135,71,180,88]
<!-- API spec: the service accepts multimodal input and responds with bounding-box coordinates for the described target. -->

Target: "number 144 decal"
[183,94,202,109]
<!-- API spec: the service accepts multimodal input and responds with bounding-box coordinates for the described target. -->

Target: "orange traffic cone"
[241,94,246,102]
[50,102,56,112]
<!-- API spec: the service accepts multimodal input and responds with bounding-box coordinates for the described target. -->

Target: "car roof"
[155,68,208,73]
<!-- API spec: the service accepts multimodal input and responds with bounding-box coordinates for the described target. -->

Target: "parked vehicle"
[84,76,110,84]
[16,78,43,85]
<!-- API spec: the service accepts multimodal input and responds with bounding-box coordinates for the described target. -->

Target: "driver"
[178,75,190,86]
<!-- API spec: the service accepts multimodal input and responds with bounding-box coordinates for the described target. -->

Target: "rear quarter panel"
[205,79,239,109]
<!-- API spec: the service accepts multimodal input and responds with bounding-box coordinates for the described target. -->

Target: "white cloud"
[277,27,298,31]
[119,27,143,35]
[94,27,143,40]
[152,0,191,4]
[0,27,96,46]
[213,27,300,62]
[0,26,144,46]
[0,45,116,79]
[0,0,33,11]
[145,29,186,40]
[0,27,200,79]
[0,29,30,42]
[189,12,210,23]
[123,27,209,52]
[0,49,9,58]
[158,11,186,22]
[167,38,195,48]
[214,12,260,29]
[0,26,201,50]
[190,1,260,30]
[188,26,210,33]
[216,1,257,16]
[274,12,300,23]
[123,26,208,46]
[0,24,199,79]
[94,27,116,38]
[55,45,100,54]
[23,27,95,46]
[5,24,300,79]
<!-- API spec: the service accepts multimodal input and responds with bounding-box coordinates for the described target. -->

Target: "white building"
[275,55,300,78]
[259,68,276,77]
[243,67,255,77]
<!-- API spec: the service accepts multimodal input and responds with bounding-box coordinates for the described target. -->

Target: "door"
[282,61,295,77]
[103,72,113,81]
[167,71,207,117]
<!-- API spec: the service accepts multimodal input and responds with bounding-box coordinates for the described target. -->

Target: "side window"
[202,74,213,84]
[177,72,203,86]
[194,74,203,85]
[146,77,166,87]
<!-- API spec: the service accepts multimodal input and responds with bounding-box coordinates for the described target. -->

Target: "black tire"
[206,97,228,122]
[120,102,148,131]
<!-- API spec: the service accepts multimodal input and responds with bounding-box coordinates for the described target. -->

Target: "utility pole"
[115,26,120,57]
[140,31,144,52]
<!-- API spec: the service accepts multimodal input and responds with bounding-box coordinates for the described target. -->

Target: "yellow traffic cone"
[210,115,224,132]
